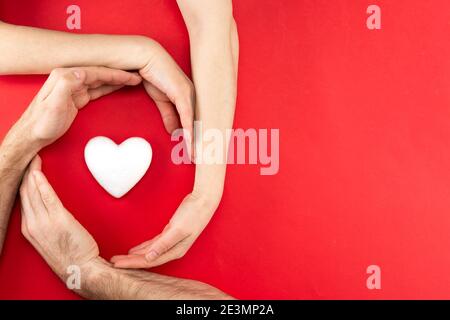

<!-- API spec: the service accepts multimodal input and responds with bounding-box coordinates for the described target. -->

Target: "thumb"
[45,69,86,108]
[32,170,63,212]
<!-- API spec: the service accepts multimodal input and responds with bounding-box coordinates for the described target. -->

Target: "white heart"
[84,136,152,198]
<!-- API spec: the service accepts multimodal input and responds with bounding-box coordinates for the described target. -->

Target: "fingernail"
[145,250,158,261]
[73,70,81,79]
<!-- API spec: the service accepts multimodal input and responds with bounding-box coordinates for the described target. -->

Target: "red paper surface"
[1,0,450,299]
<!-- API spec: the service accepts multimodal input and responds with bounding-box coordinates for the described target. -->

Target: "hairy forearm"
[179,1,239,202]
[0,119,39,254]
[75,258,232,300]
[0,21,157,74]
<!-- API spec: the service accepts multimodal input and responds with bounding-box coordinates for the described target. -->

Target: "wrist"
[124,35,158,69]
[75,257,114,299]
[117,35,164,71]
[190,187,223,214]
[90,34,159,71]
[0,118,41,171]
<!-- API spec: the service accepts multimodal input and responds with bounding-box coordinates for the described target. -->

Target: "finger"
[29,155,42,171]
[35,68,83,102]
[111,255,150,269]
[19,207,42,254]
[20,176,34,221]
[129,234,163,254]
[73,84,130,109]
[177,101,194,158]
[27,170,48,217]
[139,46,195,139]
[32,170,63,213]
[172,85,194,160]
[44,69,85,107]
[88,85,124,101]
[19,157,39,217]
[82,67,142,87]
[20,208,31,241]
[141,246,186,268]
[129,239,153,253]
[110,255,129,263]
[20,155,43,218]
[145,227,187,262]
[129,239,159,255]
[20,184,35,242]
[143,81,180,133]
[87,73,142,89]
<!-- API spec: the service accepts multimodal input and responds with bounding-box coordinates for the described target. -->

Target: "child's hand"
[111,192,218,268]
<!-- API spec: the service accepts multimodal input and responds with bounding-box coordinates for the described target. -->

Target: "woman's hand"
[137,39,195,150]
[111,192,218,268]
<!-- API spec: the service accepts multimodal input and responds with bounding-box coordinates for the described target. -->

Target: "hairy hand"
[19,156,99,278]
[19,67,141,149]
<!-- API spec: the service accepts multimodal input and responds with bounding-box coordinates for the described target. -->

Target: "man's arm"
[78,258,231,300]
[0,123,40,254]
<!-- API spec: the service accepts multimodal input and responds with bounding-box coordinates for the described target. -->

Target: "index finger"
[80,67,142,87]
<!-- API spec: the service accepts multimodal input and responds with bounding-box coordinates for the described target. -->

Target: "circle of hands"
[18,53,215,276]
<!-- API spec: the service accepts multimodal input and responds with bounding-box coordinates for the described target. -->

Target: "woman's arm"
[111,0,239,268]
[184,0,239,200]
[0,21,194,138]
[0,21,149,74]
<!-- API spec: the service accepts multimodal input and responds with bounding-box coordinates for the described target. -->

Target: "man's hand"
[0,66,140,255]
[18,67,141,150]
[19,156,99,277]
[111,193,217,268]
[19,159,232,299]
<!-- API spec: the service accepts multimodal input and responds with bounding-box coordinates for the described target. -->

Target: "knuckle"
[41,192,51,203]
[50,68,66,78]
[42,194,56,209]
[175,251,185,260]
[59,73,73,86]
[157,241,170,254]
[26,221,38,236]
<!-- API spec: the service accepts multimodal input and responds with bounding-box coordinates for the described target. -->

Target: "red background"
[1,0,450,299]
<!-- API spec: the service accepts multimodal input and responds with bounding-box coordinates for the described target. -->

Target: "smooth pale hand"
[84,137,152,198]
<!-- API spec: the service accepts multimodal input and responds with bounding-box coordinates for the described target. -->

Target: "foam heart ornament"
[84,136,152,198]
